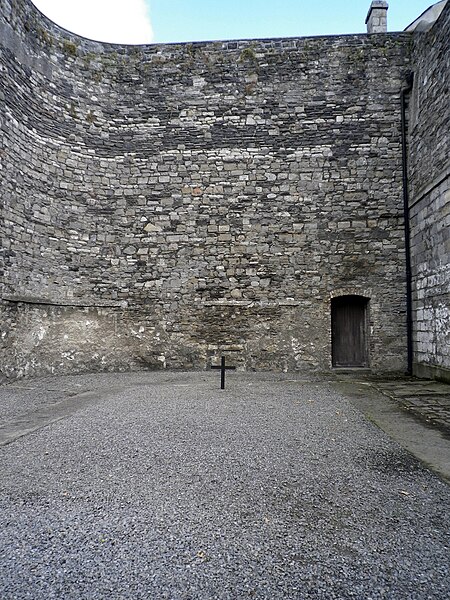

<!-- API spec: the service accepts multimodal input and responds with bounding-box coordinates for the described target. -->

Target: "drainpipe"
[400,73,414,376]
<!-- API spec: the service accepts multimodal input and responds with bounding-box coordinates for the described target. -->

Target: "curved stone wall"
[0,0,412,378]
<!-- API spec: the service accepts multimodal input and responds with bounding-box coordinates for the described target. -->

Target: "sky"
[31,0,437,44]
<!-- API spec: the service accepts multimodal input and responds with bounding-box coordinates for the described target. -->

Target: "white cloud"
[31,0,153,44]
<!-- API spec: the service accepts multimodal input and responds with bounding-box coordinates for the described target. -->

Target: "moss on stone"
[86,111,96,124]
[238,47,257,63]
[37,27,53,47]
[62,39,78,57]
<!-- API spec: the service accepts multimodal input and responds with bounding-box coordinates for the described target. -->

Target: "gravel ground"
[0,371,449,599]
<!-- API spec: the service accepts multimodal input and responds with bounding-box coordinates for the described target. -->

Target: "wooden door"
[331,296,369,367]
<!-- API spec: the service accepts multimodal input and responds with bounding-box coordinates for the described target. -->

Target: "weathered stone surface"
[409,2,450,382]
[366,1,389,34]
[0,0,446,379]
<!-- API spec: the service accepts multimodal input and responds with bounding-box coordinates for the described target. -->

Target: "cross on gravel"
[211,356,236,390]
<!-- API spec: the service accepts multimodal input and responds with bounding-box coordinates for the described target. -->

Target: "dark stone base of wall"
[413,362,450,385]
[0,301,307,379]
[0,300,406,380]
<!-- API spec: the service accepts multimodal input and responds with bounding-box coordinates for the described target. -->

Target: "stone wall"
[409,1,450,382]
[0,0,411,378]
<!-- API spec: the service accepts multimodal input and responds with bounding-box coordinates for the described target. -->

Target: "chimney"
[366,1,389,33]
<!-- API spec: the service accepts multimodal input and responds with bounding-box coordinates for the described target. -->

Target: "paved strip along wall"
[409,2,450,383]
[0,0,412,378]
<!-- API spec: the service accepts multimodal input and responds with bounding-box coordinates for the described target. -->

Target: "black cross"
[211,356,236,390]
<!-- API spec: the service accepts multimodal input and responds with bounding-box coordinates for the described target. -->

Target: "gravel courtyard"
[0,371,449,599]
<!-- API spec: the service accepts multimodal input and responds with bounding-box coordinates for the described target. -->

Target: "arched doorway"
[331,295,369,368]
